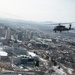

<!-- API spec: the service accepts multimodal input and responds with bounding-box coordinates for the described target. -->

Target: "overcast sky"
[0,0,75,22]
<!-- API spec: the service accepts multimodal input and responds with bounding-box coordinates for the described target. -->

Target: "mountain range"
[0,18,55,30]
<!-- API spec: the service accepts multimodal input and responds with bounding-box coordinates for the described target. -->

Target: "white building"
[0,50,8,61]
[0,46,8,61]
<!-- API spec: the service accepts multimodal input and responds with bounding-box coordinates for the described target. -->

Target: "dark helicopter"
[53,23,74,33]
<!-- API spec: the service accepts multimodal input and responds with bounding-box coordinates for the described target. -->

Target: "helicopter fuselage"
[53,25,70,32]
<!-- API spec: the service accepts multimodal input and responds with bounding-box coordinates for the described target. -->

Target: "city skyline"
[0,0,75,22]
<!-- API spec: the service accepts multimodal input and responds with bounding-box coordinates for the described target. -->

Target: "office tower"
[5,27,11,40]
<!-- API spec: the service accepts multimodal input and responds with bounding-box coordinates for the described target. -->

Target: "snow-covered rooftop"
[28,52,37,57]
[0,50,8,56]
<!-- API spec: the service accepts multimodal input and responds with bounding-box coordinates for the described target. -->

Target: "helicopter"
[53,23,74,33]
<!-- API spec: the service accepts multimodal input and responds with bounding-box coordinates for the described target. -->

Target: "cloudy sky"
[0,0,75,22]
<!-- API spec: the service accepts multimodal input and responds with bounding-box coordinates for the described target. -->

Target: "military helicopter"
[53,23,74,33]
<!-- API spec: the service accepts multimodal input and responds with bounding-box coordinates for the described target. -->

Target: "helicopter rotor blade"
[45,22,75,25]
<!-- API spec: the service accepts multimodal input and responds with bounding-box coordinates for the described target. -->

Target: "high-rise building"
[14,33,18,41]
[5,27,11,40]
[29,32,34,40]
[0,27,6,37]
[18,32,23,41]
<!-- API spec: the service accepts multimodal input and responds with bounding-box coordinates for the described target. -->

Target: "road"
[0,70,44,75]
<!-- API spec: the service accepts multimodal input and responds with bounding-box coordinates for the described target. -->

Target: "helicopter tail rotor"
[69,24,72,29]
